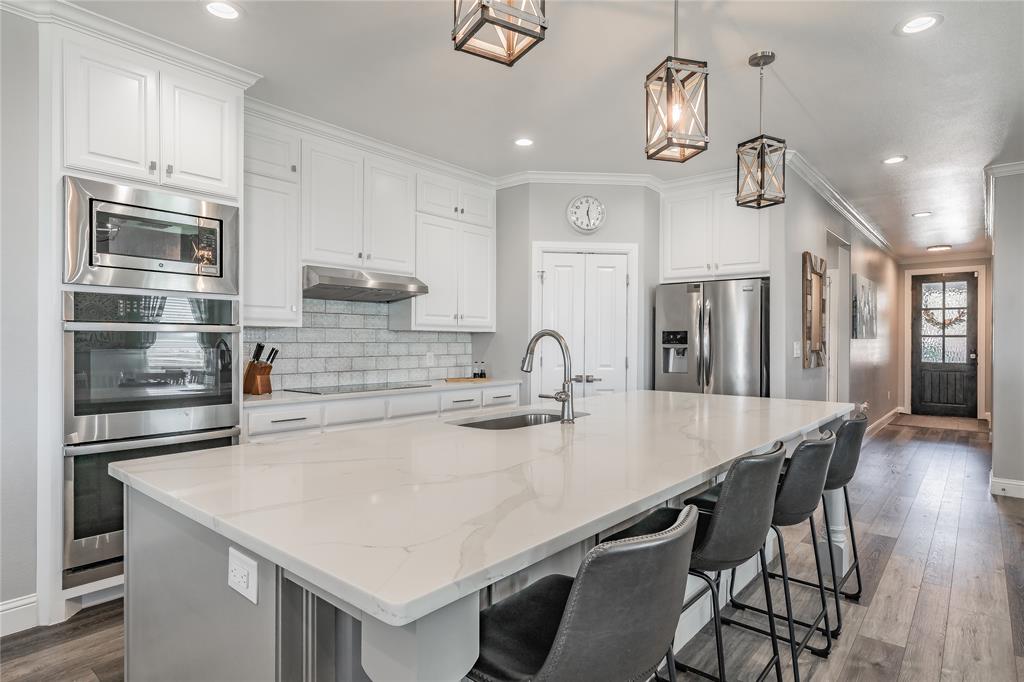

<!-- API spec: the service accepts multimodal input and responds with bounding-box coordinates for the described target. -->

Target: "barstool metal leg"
[807,515,834,656]
[839,486,863,601]
[774,528,801,681]
[758,547,784,682]
[820,496,845,638]
[674,570,728,682]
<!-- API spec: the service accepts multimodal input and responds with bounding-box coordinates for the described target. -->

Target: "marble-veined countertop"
[110,390,852,626]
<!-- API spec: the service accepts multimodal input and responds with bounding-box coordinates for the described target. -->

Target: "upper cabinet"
[301,137,364,268]
[416,172,495,228]
[62,39,244,198]
[244,116,300,182]
[243,173,301,327]
[363,156,416,275]
[661,179,770,282]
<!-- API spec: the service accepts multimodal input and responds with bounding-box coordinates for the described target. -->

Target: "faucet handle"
[538,391,568,403]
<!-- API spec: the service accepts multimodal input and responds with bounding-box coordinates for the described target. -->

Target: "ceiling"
[79,1,1024,258]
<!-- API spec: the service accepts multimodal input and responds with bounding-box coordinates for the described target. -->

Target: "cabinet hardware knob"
[148,161,157,173]
[460,207,465,214]
[166,164,173,175]
[452,398,475,404]
[291,164,297,172]
[453,313,458,319]
[454,206,458,213]
[270,416,307,424]
[358,252,363,259]
[706,263,711,270]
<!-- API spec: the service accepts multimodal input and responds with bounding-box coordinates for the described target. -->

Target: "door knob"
[166,164,173,175]
[584,374,603,383]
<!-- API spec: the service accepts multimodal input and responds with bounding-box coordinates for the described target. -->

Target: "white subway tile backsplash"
[246,305,473,389]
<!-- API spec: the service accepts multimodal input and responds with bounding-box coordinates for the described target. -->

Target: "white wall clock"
[566,195,606,234]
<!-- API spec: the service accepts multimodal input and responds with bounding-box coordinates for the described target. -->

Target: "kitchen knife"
[253,342,265,362]
[267,348,279,364]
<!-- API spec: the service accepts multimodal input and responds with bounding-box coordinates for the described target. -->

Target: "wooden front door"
[911,272,978,417]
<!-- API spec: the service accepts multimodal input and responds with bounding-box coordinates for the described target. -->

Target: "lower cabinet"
[247,404,322,437]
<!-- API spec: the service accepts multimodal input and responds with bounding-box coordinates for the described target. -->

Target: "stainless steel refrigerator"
[654,278,769,397]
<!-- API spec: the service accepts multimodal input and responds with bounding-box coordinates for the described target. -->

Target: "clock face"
[566,195,606,233]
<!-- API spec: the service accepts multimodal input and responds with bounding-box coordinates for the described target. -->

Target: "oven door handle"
[63,427,241,456]
[63,322,240,333]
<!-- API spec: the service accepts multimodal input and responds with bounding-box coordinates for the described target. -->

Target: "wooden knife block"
[243,361,273,395]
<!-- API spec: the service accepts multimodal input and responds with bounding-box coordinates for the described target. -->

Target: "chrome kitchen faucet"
[520,329,575,423]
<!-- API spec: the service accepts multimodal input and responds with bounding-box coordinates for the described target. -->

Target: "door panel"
[301,138,364,267]
[414,215,460,328]
[704,279,764,397]
[243,174,301,326]
[662,192,713,281]
[583,254,628,396]
[654,283,703,393]
[713,186,768,276]
[364,156,415,275]
[64,42,159,182]
[159,71,239,196]
[457,224,495,330]
[539,253,586,396]
[911,272,978,417]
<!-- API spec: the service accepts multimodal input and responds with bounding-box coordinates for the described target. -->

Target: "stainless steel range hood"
[301,265,428,303]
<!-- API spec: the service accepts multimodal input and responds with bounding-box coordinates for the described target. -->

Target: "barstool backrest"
[693,442,786,570]
[533,506,699,682]
[824,412,868,491]
[773,432,836,526]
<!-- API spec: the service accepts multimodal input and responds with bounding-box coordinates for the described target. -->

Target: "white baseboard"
[990,472,1024,499]
[1,593,38,636]
[865,407,899,440]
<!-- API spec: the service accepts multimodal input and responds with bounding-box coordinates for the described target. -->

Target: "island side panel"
[125,488,278,681]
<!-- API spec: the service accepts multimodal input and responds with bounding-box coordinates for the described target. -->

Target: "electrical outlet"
[793,341,801,359]
[887,391,892,400]
[228,547,258,604]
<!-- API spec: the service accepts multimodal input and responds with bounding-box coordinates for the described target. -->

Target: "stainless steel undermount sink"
[453,411,589,430]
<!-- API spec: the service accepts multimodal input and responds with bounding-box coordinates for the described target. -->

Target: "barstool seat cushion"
[470,574,575,682]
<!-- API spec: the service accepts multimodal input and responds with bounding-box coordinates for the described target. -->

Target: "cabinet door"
[458,224,495,331]
[712,186,769,277]
[301,137,364,268]
[243,174,301,326]
[244,117,300,182]
[662,191,713,282]
[416,173,461,220]
[159,70,241,196]
[364,156,415,275]
[63,41,159,182]
[414,215,460,329]
[459,183,496,227]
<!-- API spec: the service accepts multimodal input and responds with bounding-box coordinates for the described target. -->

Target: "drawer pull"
[452,399,476,404]
[492,394,512,399]
[270,416,308,424]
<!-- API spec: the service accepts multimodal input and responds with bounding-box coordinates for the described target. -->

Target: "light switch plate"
[228,547,258,604]
[793,341,801,359]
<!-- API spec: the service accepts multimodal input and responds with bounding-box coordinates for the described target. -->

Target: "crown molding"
[897,250,992,267]
[659,168,736,194]
[246,98,496,189]
[985,160,1024,178]
[984,160,1024,237]
[495,170,664,192]
[786,149,894,254]
[0,0,261,88]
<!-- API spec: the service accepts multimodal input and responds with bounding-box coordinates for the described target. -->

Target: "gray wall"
[991,172,1024,482]
[1,12,40,603]
[770,172,900,425]
[474,182,660,399]
[244,300,473,390]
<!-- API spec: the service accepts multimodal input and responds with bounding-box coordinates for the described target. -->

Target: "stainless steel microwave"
[64,176,239,295]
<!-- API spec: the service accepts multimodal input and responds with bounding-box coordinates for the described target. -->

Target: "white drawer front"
[482,385,519,407]
[323,397,387,426]
[388,393,440,418]
[248,405,322,436]
[441,389,482,412]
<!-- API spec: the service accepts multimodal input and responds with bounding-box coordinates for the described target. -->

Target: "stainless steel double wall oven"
[61,177,241,587]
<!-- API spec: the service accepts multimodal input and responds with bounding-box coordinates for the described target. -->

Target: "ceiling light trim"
[786,150,894,254]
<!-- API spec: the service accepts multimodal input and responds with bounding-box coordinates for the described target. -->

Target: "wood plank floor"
[0,423,1015,681]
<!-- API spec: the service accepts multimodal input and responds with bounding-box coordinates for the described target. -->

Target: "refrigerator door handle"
[697,302,704,387]
[703,299,713,389]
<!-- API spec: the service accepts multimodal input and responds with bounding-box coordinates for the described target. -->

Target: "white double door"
[538,252,629,398]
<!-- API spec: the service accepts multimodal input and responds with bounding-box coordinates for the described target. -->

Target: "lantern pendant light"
[644,0,709,163]
[452,0,547,67]
[736,51,786,208]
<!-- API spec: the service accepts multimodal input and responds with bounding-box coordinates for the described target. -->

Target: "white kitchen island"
[110,390,853,681]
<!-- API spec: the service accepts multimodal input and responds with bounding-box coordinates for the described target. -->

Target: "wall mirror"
[802,251,827,369]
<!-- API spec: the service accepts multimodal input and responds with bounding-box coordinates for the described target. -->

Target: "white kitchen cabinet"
[391,215,495,332]
[416,173,495,228]
[363,155,416,275]
[458,223,496,330]
[661,181,771,282]
[243,173,301,327]
[63,41,160,182]
[244,116,300,182]
[159,70,241,196]
[63,40,243,198]
[301,137,364,268]
[662,189,714,281]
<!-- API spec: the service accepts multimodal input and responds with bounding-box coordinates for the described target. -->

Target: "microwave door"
[655,283,703,393]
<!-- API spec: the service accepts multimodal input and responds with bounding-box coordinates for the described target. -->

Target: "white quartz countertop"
[242,378,522,407]
[110,391,852,627]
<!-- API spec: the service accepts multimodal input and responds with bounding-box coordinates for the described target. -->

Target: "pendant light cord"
[673,0,678,55]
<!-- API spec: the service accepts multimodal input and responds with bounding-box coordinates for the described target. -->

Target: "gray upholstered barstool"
[467,505,699,682]
[689,433,836,681]
[605,443,788,682]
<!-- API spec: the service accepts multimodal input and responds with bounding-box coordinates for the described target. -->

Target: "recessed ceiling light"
[514,138,534,147]
[927,244,952,252]
[882,155,907,165]
[206,2,239,19]
[898,13,943,35]
[912,211,933,218]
